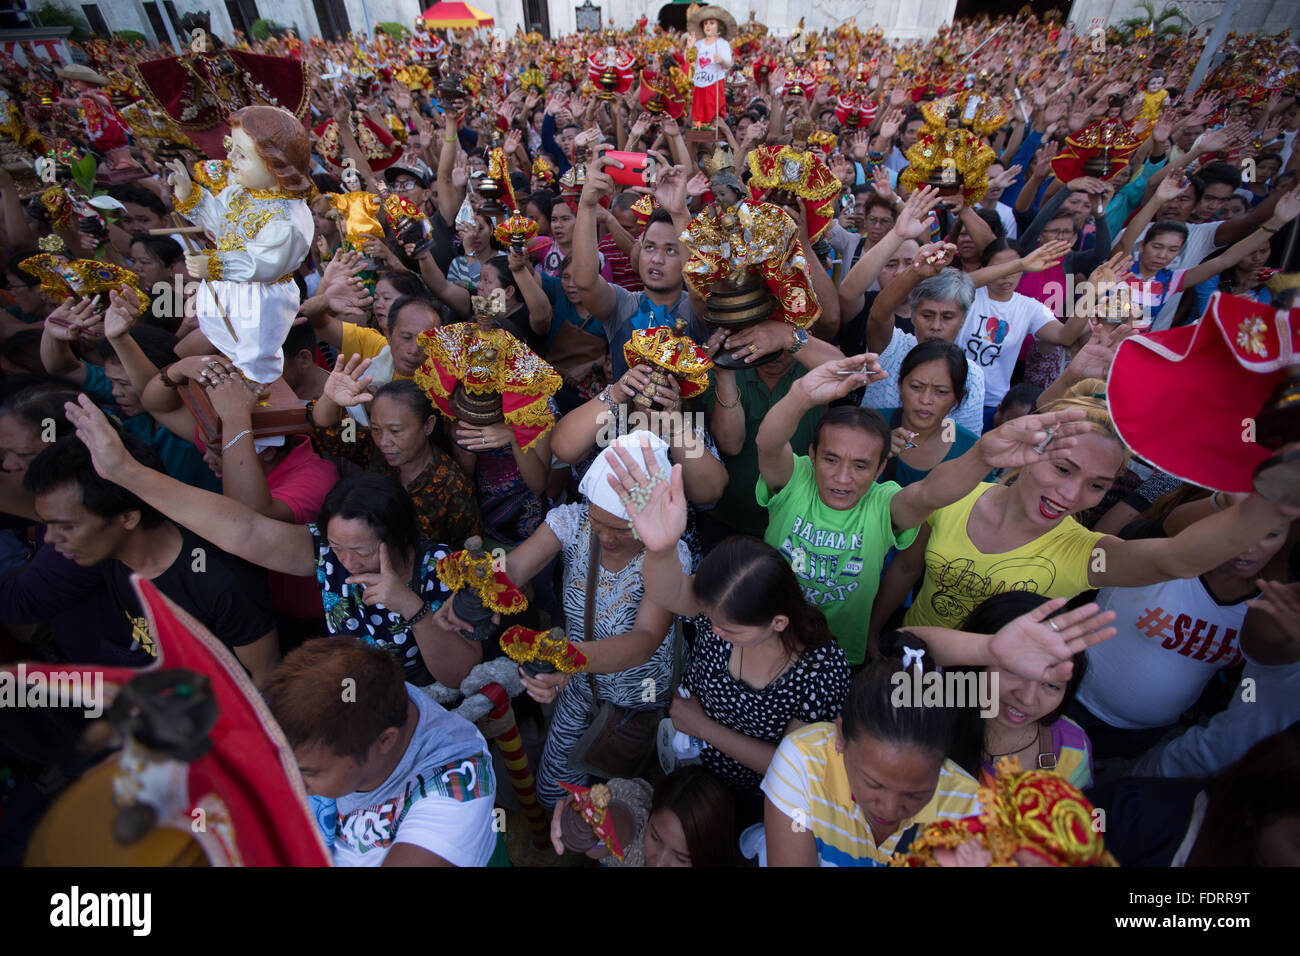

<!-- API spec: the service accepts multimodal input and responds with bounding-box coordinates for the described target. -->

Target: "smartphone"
[604,151,657,187]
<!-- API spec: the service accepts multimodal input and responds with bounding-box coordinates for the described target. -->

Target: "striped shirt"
[762,723,981,867]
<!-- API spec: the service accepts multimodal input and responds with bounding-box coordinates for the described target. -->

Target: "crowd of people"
[0,7,1298,869]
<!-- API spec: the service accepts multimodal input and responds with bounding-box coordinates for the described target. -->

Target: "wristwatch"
[788,327,809,355]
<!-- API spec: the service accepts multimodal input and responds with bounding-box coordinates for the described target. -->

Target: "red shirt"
[598,234,643,292]
[266,436,338,619]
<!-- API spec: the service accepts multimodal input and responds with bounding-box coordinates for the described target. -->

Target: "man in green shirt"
[756,353,1087,664]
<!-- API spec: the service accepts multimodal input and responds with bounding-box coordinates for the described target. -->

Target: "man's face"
[293,741,369,798]
[811,423,885,510]
[118,202,164,234]
[900,119,924,150]
[390,173,430,212]
[1192,182,1235,222]
[0,413,44,475]
[388,303,438,377]
[35,482,129,566]
[556,126,578,160]
[613,207,640,235]
[983,163,1006,202]
[879,240,919,289]
[1039,215,1076,248]
[550,201,576,246]
[1156,187,1195,222]
[1173,122,1204,151]
[638,221,684,293]
[1257,158,1281,184]
[912,297,966,344]
[1061,191,1092,228]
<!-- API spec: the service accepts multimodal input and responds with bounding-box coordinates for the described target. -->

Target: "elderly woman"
[502,432,691,808]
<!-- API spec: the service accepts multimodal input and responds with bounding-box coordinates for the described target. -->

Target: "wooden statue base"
[179,377,309,447]
[684,127,722,144]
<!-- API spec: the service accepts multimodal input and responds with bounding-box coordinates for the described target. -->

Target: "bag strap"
[583,522,602,706]
[1036,722,1058,771]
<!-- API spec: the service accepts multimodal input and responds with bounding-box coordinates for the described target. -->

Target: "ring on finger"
[1049,619,1061,633]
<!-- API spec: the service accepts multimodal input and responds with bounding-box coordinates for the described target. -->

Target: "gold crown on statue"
[38,234,65,253]
[700,145,737,178]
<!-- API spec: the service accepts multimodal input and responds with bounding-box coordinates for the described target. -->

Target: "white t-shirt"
[858,326,986,435]
[981,201,1018,239]
[1134,220,1221,330]
[959,287,1055,407]
[332,686,498,867]
[1077,576,1249,731]
[693,38,731,87]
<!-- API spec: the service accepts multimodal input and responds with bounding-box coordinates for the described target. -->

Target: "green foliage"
[376,22,411,38]
[114,30,147,43]
[69,154,97,194]
[1118,1,1190,41]
[33,2,91,42]
[250,18,278,40]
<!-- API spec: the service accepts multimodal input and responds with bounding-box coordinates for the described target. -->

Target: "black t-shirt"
[104,526,276,658]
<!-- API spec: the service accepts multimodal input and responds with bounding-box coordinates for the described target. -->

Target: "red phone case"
[604,151,654,187]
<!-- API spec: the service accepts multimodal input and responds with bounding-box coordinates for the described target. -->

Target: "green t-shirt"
[758,455,919,664]
[703,363,821,537]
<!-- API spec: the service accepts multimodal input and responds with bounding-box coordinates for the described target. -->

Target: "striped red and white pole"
[477,682,549,847]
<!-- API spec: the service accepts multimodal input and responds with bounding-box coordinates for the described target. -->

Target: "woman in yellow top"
[870,379,1300,638]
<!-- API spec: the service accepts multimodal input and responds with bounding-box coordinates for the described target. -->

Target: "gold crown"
[700,145,736,178]
[38,234,65,253]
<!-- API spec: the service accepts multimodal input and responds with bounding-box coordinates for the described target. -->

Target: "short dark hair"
[979,236,1021,267]
[1001,382,1042,413]
[0,382,79,443]
[0,328,43,373]
[1143,220,1189,249]
[129,233,184,267]
[282,321,318,359]
[525,190,555,222]
[481,256,522,305]
[24,430,166,528]
[266,637,409,763]
[317,472,420,560]
[812,405,891,463]
[899,340,968,406]
[644,208,676,232]
[108,183,167,216]
[387,294,441,332]
[372,379,435,423]
[97,324,179,370]
[374,269,430,300]
[1198,161,1243,192]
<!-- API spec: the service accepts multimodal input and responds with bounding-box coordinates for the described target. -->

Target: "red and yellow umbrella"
[420,2,495,28]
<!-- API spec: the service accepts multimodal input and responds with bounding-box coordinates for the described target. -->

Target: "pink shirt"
[266,435,338,619]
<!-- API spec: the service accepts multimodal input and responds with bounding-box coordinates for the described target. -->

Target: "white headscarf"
[578,431,672,520]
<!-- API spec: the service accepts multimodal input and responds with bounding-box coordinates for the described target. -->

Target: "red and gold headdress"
[493,213,539,251]
[531,155,557,186]
[1050,116,1143,183]
[436,549,528,615]
[631,193,658,227]
[751,53,779,85]
[835,91,877,130]
[557,782,628,860]
[623,318,713,401]
[779,66,817,98]
[807,129,837,156]
[894,758,1118,867]
[20,249,146,313]
[898,105,997,205]
[588,46,636,100]
[486,146,517,213]
[745,124,843,242]
[518,66,546,95]
[500,625,588,674]
[639,54,690,120]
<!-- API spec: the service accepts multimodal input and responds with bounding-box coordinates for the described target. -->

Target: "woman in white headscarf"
[497,432,692,808]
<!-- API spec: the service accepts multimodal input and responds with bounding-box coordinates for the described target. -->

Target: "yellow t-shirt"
[904,483,1105,630]
[340,323,414,381]
[762,723,980,867]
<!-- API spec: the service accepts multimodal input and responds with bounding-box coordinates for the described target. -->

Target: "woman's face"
[324,515,386,577]
[837,724,945,842]
[1014,430,1126,526]
[476,263,516,310]
[642,808,692,866]
[864,205,895,246]
[588,502,639,559]
[992,669,1066,735]
[899,358,958,431]
[1138,230,1185,274]
[467,214,492,254]
[988,248,1023,298]
[368,394,433,470]
[0,413,43,475]
[129,241,170,291]
[550,201,576,248]
[560,266,582,305]
[1213,518,1289,580]
[372,278,400,334]
[525,200,551,236]
[706,609,787,648]
[1239,243,1270,275]
[956,230,980,267]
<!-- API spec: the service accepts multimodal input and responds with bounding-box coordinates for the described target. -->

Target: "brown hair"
[266,638,409,761]
[228,105,313,197]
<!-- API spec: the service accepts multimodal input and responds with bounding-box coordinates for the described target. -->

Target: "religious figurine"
[1136,70,1169,126]
[899,103,997,206]
[588,45,636,100]
[921,71,1011,139]
[1050,95,1143,186]
[746,119,844,242]
[312,84,404,173]
[167,105,314,385]
[639,52,691,120]
[493,213,540,254]
[133,16,309,159]
[894,758,1118,867]
[322,165,387,255]
[557,782,637,861]
[623,317,714,408]
[435,536,528,642]
[680,146,820,368]
[415,292,562,455]
[52,64,135,171]
[685,6,734,129]
[500,625,588,677]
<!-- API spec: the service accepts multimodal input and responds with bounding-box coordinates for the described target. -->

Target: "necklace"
[984,724,1037,759]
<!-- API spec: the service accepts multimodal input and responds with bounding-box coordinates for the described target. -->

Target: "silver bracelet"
[222,428,253,454]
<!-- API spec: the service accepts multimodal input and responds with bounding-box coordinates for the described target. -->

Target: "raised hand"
[166,158,192,204]
[605,434,687,553]
[652,158,690,214]
[345,543,423,618]
[63,393,134,478]
[44,296,99,342]
[102,285,142,340]
[1155,173,1189,203]
[975,406,1092,471]
[911,241,958,277]
[795,353,887,406]
[1246,580,1300,647]
[893,185,941,240]
[685,171,710,199]
[1020,238,1073,273]
[323,353,375,407]
[502,128,522,156]
[988,598,1119,683]
[878,107,904,141]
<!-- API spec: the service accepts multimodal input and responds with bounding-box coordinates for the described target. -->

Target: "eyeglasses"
[391,180,421,192]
